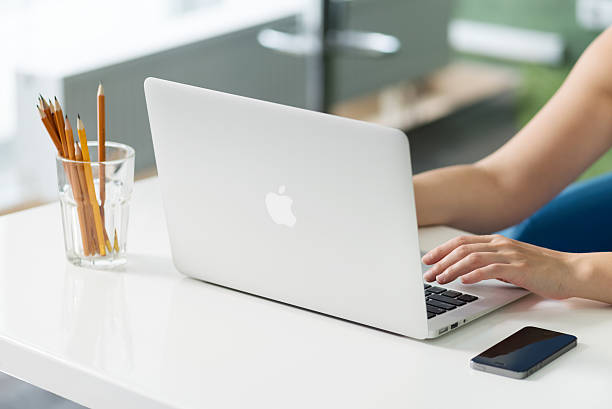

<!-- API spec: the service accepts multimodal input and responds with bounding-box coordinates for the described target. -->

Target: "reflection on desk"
[62,265,133,374]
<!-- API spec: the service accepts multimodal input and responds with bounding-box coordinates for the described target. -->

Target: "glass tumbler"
[56,141,135,268]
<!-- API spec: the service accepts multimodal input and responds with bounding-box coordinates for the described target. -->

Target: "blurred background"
[0,0,610,406]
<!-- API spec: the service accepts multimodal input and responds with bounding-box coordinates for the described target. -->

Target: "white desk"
[0,178,610,409]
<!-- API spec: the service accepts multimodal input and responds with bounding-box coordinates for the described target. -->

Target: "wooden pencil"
[72,111,111,253]
[78,117,113,254]
[113,229,119,253]
[40,97,62,151]
[76,115,107,256]
[63,115,76,159]
[72,163,94,256]
[37,105,62,154]
[54,97,69,157]
[97,82,106,224]
[65,117,94,255]
[40,95,52,119]
[75,143,99,255]
[48,98,58,136]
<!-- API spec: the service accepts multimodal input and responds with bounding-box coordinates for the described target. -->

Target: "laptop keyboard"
[424,284,478,319]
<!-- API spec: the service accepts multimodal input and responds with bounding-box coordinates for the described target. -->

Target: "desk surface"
[0,178,610,409]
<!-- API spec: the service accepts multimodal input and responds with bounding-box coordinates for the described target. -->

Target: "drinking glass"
[56,141,135,268]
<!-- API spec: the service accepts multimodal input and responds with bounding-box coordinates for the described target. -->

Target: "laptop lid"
[145,77,428,338]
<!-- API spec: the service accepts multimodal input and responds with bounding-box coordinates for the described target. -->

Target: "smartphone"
[470,326,577,379]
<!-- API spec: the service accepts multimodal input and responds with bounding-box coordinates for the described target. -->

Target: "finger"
[460,263,515,284]
[422,235,495,265]
[423,243,497,282]
[434,252,507,284]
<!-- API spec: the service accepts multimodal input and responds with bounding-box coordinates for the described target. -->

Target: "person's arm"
[415,27,612,234]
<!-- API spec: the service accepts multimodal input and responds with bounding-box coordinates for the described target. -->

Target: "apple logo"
[265,185,296,227]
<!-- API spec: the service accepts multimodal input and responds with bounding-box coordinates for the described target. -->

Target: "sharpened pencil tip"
[97,82,104,96]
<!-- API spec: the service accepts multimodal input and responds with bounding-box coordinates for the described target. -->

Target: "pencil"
[37,105,62,154]
[54,97,69,158]
[48,98,57,134]
[40,96,52,120]
[113,229,119,253]
[40,95,52,116]
[79,117,112,254]
[40,97,62,150]
[97,82,106,225]
[76,115,106,256]
[75,143,99,255]
[64,115,76,159]
[65,117,94,255]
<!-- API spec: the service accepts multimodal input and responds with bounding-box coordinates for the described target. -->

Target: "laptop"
[144,77,529,339]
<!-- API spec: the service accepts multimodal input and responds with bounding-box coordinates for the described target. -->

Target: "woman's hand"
[422,234,577,300]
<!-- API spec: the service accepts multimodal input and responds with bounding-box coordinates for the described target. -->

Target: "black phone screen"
[471,326,577,373]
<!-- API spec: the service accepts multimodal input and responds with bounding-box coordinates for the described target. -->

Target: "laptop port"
[438,326,449,335]
[451,322,458,329]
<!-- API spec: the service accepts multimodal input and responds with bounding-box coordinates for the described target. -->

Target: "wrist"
[562,252,593,299]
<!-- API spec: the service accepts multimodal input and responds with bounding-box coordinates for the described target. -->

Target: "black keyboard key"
[427,286,446,294]
[427,312,435,319]
[429,294,466,306]
[425,290,435,296]
[427,299,456,310]
[424,284,431,289]
[441,290,462,298]
[427,305,446,315]
[457,294,478,302]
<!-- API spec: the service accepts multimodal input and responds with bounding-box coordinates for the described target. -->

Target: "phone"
[470,326,577,379]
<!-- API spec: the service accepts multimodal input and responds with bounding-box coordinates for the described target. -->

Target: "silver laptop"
[144,77,528,339]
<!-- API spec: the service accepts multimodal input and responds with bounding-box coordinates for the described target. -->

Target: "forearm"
[415,28,612,234]
[414,164,523,233]
[566,252,612,304]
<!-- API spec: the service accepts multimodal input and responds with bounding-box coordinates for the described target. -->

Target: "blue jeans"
[499,172,612,253]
